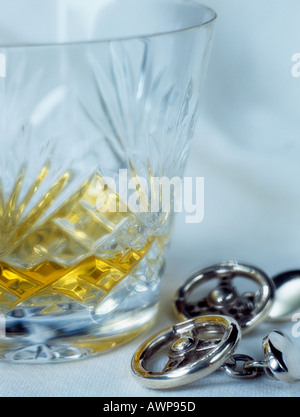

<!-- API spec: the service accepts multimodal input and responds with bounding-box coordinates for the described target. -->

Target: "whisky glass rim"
[0,0,217,49]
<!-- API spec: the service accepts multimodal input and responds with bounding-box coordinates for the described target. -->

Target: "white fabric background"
[1,0,300,397]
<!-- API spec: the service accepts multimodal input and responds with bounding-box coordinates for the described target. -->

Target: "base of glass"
[0,303,159,363]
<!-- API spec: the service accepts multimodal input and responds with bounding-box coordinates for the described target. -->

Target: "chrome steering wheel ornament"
[174,261,275,334]
[131,315,241,389]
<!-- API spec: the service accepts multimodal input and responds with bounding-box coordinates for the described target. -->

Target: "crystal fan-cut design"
[0,170,158,313]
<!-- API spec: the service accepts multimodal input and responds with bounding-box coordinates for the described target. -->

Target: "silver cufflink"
[131,262,300,389]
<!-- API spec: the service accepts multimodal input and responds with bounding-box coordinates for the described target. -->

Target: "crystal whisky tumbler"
[0,0,216,362]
